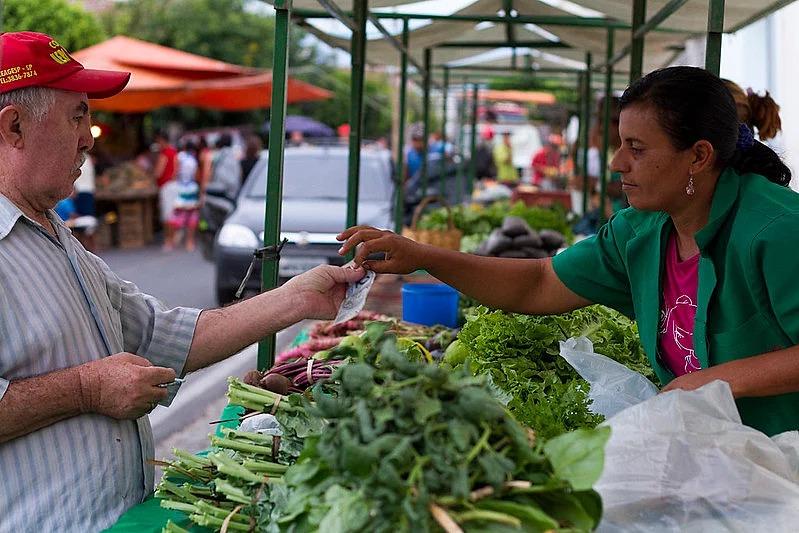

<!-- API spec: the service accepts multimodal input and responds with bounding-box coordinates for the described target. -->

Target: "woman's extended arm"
[337,227,591,315]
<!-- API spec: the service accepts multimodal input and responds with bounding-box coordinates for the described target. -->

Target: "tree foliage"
[100,0,315,70]
[289,67,394,140]
[3,0,106,51]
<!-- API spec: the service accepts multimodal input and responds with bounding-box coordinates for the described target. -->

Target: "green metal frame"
[345,0,367,234]
[581,52,592,216]
[705,0,726,76]
[421,47,432,194]
[252,0,771,370]
[606,0,689,69]
[456,79,467,204]
[468,83,479,195]
[435,41,570,49]
[258,0,292,371]
[599,29,614,225]
[292,9,688,31]
[629,0,647,82]
[440,67,449,197]
[394,19,409,234]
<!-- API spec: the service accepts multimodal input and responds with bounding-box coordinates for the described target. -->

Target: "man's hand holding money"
[283,264,367,320]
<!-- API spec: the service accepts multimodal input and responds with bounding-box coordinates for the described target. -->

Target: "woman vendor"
[338,66,799,437]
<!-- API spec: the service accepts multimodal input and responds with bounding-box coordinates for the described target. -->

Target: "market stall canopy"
[72,36,332,112]
[479,89,555,105]
[298,0,794,78]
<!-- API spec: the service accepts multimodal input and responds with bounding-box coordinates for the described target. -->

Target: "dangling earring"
[685,173,695,196]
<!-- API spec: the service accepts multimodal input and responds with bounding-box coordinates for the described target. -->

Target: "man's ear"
[0,106,24,148]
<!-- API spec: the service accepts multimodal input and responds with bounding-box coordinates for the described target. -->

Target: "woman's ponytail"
[748,90,782,141]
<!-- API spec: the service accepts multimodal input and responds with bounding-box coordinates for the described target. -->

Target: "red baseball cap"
[0,31,130,98]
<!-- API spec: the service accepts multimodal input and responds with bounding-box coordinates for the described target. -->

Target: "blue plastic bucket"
[401,283,459,327]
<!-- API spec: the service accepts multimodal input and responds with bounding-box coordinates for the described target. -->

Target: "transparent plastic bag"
[596,380,799,532]
[559,336,659,418]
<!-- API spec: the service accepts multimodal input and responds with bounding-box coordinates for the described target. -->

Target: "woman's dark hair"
[620,66,790,187]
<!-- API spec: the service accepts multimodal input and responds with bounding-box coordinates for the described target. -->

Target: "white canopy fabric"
[296,0,794,79]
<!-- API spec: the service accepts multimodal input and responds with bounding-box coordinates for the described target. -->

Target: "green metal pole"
[630,0,647,82]
[421,48,431,196]
[599,29,614,225]
[258,0,292,371]
[456,80,467,204]
[439,67,449,198]
[346,0,367,232]
[394,18,409,234]
[468,83,479,195]
[705,0,725,75]
[575,71,585,185]
[581,52,592,216]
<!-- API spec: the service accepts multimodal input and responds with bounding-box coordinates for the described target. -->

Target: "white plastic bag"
[559,336,659,418]
[596,380,799,532]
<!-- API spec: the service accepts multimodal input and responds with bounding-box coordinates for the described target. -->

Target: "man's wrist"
[72,364,95,414]
[270,285,310,323]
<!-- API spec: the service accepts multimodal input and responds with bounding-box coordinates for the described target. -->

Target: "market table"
[105,404,244,532]
[511,186,572,211]
[95,186,159,249]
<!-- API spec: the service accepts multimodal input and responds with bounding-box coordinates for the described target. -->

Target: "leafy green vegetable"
[455,305,656,439]
[266,331,608,532]
[544,427,611,491]
[416,200,574,246]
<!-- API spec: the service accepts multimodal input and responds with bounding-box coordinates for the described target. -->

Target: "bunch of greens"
[415,200,574,251]
[446,305,656,440]
[264,324,610,532]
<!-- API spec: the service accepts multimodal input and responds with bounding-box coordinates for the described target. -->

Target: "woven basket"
[402,196,462,251]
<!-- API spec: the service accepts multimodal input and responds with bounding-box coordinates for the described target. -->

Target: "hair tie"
[736,123,754,152]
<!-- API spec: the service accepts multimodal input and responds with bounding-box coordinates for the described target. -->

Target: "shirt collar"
[0,194,23,241]
[0,193,69,241]
[694,167,741,250]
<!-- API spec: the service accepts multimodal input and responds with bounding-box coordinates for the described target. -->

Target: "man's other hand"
[282,264,366,320]
[76,353,176,419]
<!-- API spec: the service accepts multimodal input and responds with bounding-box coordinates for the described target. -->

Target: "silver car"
[213,145,395,304]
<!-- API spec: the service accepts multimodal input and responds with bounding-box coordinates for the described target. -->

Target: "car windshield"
[246,150,392,201]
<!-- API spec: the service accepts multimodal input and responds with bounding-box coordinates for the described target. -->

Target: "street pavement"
[97,244,303,469]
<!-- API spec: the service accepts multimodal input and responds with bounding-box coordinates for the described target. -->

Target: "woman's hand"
[337,226,426,274]
[661,367,728,394]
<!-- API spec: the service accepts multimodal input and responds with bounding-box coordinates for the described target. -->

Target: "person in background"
[405,128,425,181]
[340,66,799,440]
[196,136,214,199]
[723,79,782,141]
[493,130,518,186]
[240,134,263,181]
[288,130,308,147]
[474,126,496,181]
[208,132,241,201]
[429,131,453,158]
[152,129,179,250]
[531,134,562,189]
[571,97,624,234]
[167,141,200,252]
[74,153,95,217]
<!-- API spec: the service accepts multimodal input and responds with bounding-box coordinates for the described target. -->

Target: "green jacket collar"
[627,167,741,383]
[695,167,741,249]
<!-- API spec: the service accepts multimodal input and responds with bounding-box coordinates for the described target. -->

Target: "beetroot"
[260,374,292,396]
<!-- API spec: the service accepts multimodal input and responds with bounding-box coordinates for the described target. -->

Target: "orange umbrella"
[72,36,331,112]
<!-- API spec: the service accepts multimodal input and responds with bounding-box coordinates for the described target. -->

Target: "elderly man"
[0,32,364,531]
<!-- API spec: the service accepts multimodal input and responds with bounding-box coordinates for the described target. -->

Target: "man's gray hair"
[0,87,57,122]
